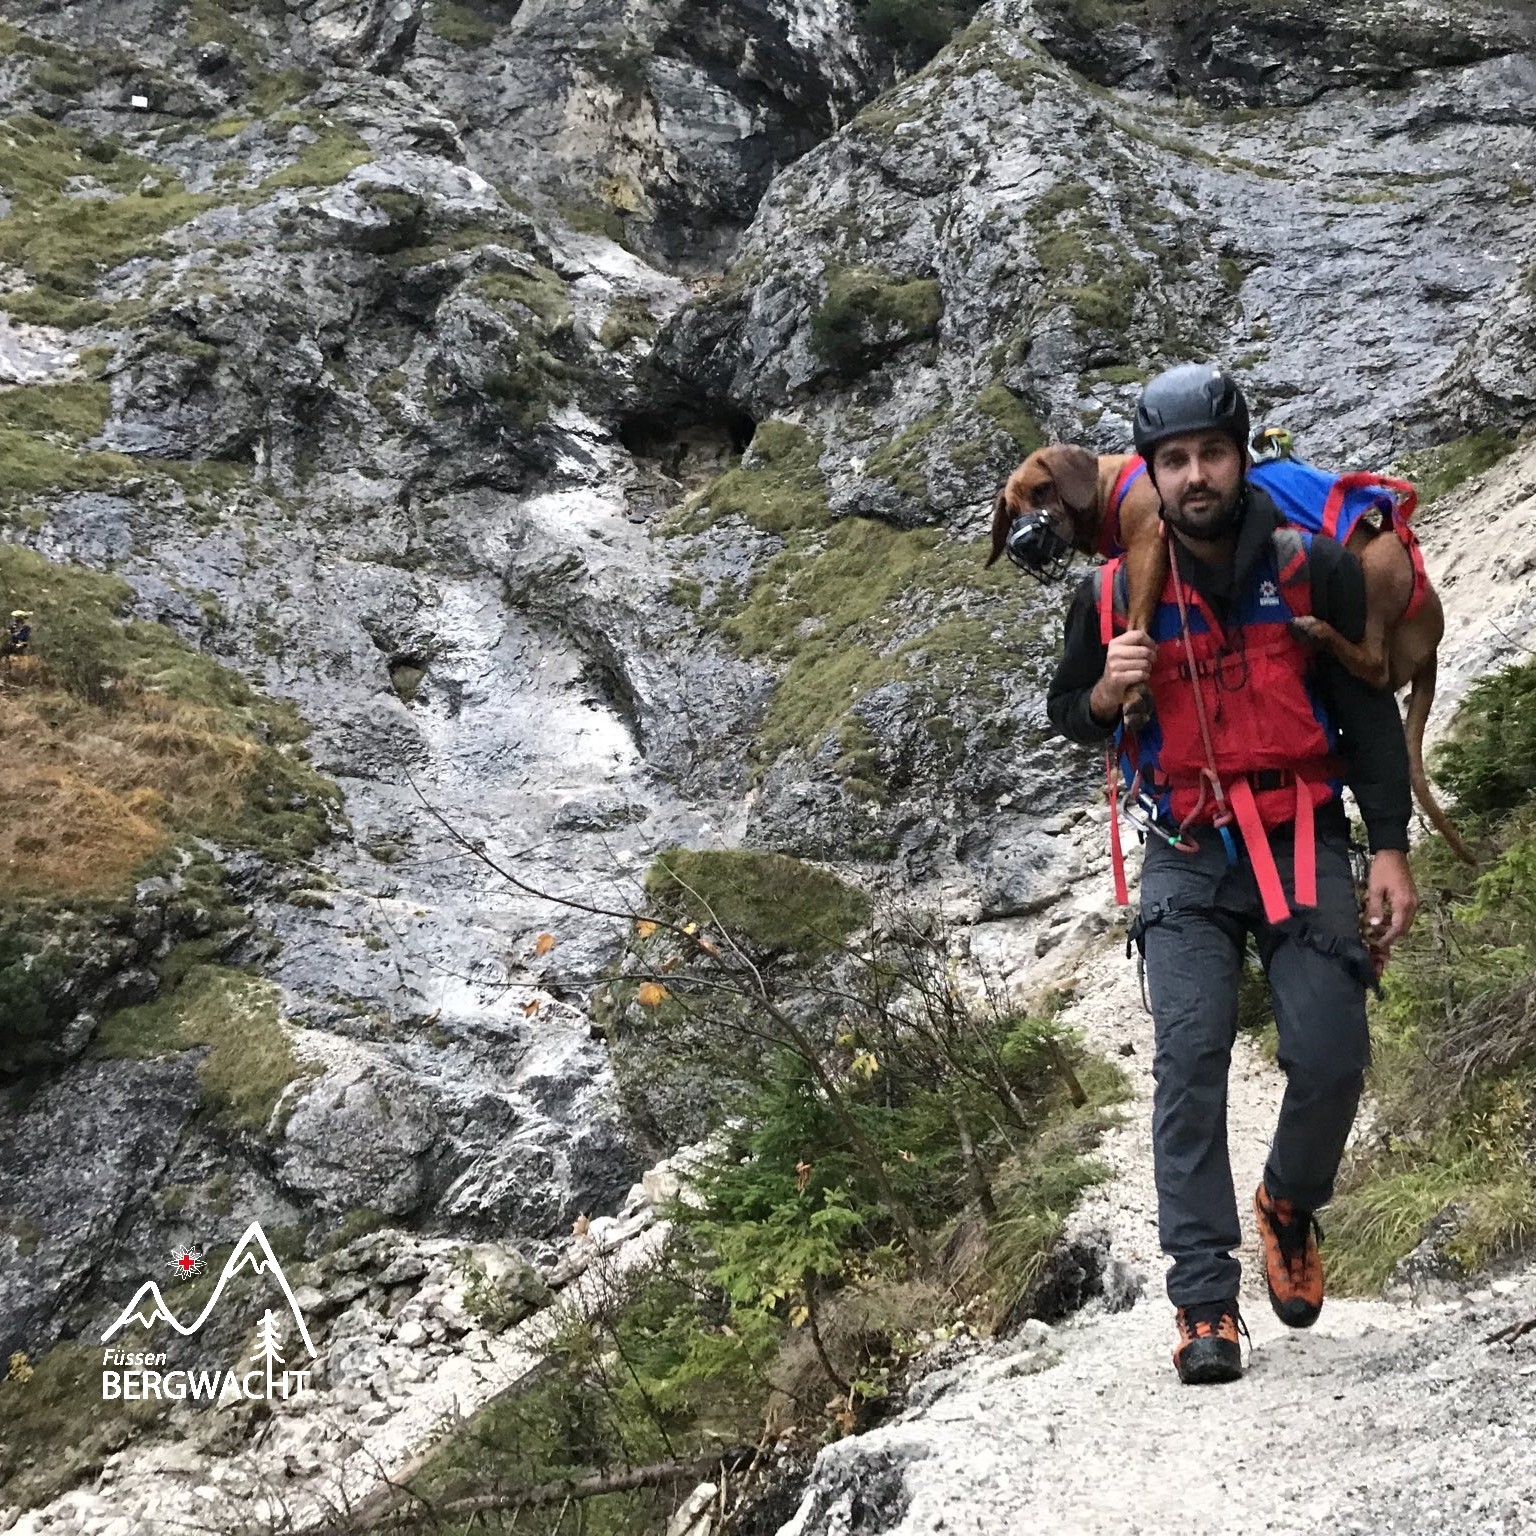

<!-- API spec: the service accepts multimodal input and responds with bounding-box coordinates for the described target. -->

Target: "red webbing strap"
[1107,749,1129,906]
[1100,562,1129,903]
[1293,778,1317,910]
[1226,776,1291,925]
[1101,459,1146,556]
[1402,527,1430,624]
[1320,472,1419,540]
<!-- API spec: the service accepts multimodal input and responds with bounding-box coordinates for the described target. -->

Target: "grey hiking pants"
[1131,823,1377,1308]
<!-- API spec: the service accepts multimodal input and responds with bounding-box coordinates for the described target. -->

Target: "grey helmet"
[1132,363,1251,466]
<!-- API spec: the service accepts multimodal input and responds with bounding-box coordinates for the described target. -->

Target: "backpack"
[1246,433,1429,623]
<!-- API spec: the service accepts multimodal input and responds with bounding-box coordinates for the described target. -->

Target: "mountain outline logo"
[101,1219,318,1359]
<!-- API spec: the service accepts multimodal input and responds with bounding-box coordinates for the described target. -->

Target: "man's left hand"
[1365,849,1418,948]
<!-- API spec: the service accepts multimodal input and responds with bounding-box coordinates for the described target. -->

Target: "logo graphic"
[99,1221,317,1406]
[1259,579,1280,606]
[171,1242,205,1278]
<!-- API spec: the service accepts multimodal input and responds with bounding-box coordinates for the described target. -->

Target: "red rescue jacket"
[1098,525,1343,922]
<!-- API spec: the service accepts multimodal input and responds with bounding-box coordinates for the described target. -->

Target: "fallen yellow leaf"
[635,918,657,939]
[637,982,669,1007]
[534,932,556,956]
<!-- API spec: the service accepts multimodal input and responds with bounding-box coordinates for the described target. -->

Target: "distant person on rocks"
[1044,364,1418,1385]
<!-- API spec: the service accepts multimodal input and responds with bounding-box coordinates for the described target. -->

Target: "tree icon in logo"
[252,1310,286,1399]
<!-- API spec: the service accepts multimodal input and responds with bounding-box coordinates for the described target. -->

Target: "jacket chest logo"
[1258,579,1280,606]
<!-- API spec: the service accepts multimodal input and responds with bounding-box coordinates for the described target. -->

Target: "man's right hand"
[1089,629,1157,726]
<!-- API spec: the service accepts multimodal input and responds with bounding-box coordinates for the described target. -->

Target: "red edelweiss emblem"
[171,1243,205,1278]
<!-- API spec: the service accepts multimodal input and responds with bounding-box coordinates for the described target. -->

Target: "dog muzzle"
[1004,513,1074,583]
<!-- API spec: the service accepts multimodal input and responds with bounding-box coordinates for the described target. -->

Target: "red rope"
[1166,527,1232,836]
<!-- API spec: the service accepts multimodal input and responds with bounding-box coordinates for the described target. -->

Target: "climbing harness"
[1098,524,1340,925]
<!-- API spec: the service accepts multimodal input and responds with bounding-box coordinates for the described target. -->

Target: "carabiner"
[1121,788,1199,855]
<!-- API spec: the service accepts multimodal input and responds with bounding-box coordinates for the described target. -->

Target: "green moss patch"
[670,419,828,536]
[429,0,500,47]
[1026,179,1150,340]
[865,407,948,498]
[976,380,1046,452]
[0,115,218,305]
[0,1340,170,1509]
[729,520,1026,766]
[473,265,572,330]
[670,419,1037,772]
[1397,429,1517,506]
[91,959,317,1133]
[258,121,372,190]
[644,847,871,958]
[811,263,943,376]
[599,296,658,350]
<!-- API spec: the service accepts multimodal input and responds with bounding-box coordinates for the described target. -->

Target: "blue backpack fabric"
[1246,456,1396,547]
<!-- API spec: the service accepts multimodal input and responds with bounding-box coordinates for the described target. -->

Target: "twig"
[358,1449,756,1531]
[1483,1314,1536,1346]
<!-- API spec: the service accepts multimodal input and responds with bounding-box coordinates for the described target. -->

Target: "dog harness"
[1101,451,1430,627]
[1098,525,1343,925]
[1100,458,1148,557]
[1317,472,1430,625]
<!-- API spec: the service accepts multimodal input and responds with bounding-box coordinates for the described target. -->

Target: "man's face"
[1150,430,1245,539]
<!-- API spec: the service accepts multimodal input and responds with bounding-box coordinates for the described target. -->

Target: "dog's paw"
[1122,686,1153,732]
[1289,615,1324,645]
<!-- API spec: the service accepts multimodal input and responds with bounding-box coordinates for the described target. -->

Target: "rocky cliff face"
[0,0,1533,1526]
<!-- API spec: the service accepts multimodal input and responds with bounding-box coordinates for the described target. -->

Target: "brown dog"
[988,444,1473,865]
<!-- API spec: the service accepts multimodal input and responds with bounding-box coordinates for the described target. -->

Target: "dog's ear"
[985,487,1011,567]
[1035,445,1102,531]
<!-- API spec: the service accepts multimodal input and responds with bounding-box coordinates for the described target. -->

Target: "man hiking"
[1045,363,1418,1384]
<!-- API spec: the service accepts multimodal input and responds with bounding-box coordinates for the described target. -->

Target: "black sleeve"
[1046,574,1118,746]
[1308,537,1412,854]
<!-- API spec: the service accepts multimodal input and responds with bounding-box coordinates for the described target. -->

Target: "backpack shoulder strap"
[1271,526,1313,619]
[1098,558,1129,645]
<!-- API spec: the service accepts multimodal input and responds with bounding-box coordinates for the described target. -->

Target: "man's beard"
[1161,481,1243,540]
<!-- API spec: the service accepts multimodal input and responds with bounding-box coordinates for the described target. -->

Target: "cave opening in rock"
[618,404,756,484]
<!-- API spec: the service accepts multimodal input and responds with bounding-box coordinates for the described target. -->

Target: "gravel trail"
[778,445,1536,1536]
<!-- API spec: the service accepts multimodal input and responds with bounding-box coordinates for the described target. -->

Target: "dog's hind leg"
[1290,531,1412,689]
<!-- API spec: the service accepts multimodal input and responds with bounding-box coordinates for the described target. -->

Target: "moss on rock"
[91,959,318,1134]
[1398,429,1516,506]
[811,263,943,376]
[671,420,829,536]
[976,380,1046,452]
[644,846,871,958]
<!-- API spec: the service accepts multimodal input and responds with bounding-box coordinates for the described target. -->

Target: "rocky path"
[778,444,1536,1536]
[780,878,1536,1536]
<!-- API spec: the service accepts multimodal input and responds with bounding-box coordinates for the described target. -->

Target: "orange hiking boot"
[1172,1300,1246,1385]
[1254,1183,1324,1328]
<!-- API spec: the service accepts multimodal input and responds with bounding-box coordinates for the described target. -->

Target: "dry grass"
[0,662,268,899]
[764,1273,950,1432]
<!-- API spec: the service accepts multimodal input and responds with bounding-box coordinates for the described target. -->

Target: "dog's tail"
[1404,650,1476,866]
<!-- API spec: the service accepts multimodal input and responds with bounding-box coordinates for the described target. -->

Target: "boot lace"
[1181,1300,1249,1344]
[1273,1201,1324,1274]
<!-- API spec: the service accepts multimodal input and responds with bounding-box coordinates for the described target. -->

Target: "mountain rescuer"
[1045,363,1418,1385]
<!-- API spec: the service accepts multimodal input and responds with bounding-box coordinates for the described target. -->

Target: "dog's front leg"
[1120,532,1168,730]
[1289,612,1391,690]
